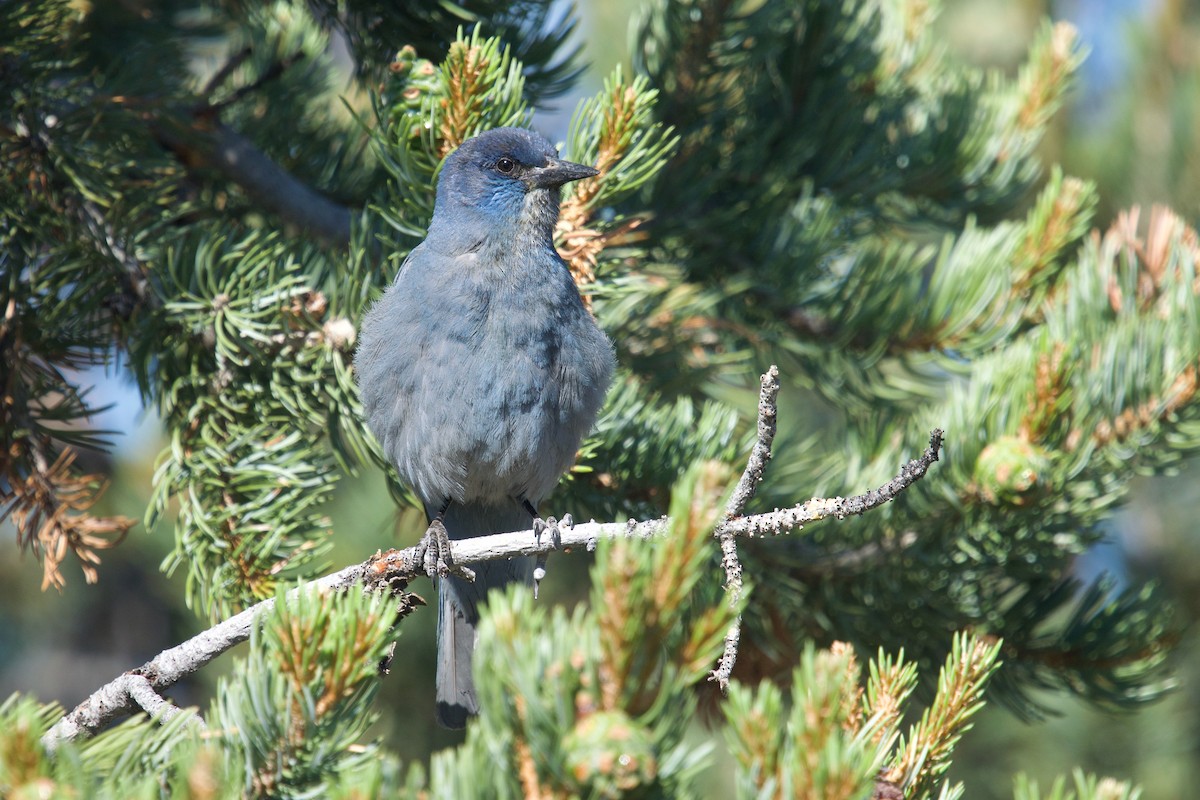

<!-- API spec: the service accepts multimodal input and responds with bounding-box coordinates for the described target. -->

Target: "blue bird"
[355,127,615,728]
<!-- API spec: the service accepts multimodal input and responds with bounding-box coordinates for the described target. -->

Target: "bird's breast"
[358,245,612,508]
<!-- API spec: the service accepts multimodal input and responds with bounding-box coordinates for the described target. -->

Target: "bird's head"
[430,127,598,242]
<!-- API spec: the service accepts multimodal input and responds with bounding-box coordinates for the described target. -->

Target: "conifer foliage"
[1,0,1195,796]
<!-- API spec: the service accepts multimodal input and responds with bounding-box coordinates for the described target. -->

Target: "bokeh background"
[3,0,1199,796]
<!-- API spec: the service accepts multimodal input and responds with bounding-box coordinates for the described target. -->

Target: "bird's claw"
[533,513,572,549]
[418,519,450,577]
[418,519,475,582]
[532,513,573,599]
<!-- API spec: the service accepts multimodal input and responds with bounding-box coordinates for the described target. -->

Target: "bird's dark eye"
[495,157,516,174]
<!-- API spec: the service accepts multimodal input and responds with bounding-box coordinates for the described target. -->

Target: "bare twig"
[724,365,780,519]
[710,532,744,691]
[42,430,944,752]
[202,47,253,96]
[718,429,944,538]
[712,365,781,690]
[45,673,205,750]
[202,52,307,116]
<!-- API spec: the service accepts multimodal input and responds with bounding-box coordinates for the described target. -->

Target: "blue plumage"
[355,128,614,728]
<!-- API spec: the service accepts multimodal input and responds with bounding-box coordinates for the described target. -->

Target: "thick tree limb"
[153,47,353,248]
[154,120,352,248]
[41,429,943,752]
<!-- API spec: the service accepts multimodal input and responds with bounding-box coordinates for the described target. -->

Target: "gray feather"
[354,127,614,728]
[433,501,532,728]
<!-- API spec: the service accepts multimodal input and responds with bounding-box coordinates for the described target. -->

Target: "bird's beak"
[526,159,599,189]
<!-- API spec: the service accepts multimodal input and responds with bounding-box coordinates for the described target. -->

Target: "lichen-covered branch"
[42,428,943,752]
[712,365,781,690]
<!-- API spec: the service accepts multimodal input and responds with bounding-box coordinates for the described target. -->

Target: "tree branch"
[121,674,206,731]
[724,365,780,519]
[42,557,411,751]
[710,532,744,691]
[712,365,781,690]
[718,428,944,537]
[202,52,306,116]
[41,428,944,752]
[156,48,353,248]
[77,196,157,315]
[202,47,253,96]
[154,120,353,248]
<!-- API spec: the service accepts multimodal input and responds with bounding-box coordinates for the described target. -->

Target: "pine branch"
[75,196,156,313]
[2,447,135,591]
[1014,770,1142,800]
[42,424,943,751]
[557,68,678,299]
[885,634,1003,797]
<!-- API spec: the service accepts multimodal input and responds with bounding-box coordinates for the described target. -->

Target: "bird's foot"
[533,513,571,549]
[418,519,475,582]
[532,513,572,599]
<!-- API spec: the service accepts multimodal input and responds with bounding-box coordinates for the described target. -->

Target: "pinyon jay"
[355,127,615,728]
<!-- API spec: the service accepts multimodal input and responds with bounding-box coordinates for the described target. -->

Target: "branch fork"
[711,364,781,690]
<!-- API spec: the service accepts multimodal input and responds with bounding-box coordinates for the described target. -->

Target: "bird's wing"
[390,243,422,285]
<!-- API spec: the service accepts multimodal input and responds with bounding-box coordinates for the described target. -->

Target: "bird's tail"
[435,500,533,729]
